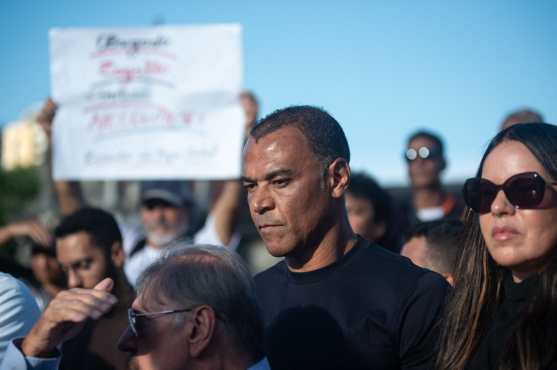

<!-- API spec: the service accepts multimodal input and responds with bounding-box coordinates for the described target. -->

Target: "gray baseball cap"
[140,181,193,207]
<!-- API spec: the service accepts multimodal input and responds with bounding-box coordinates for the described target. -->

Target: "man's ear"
[187,306,216,358]
[111,242,125,269]
[327,158,350,199]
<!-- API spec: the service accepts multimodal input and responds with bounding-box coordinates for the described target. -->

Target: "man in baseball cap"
[125,180,241,286]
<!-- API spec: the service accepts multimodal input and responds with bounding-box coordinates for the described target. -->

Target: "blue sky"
[2,0,556,185]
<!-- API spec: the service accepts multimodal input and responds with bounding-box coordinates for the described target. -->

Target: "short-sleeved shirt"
[255,237,449,370]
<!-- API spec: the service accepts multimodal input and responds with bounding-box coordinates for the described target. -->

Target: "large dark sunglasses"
[128,308,194,336]
[463,171,557,214]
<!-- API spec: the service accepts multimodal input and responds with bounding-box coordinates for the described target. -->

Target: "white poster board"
[49,25,244,180]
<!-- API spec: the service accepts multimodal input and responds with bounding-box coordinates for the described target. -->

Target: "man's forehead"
[244,127,311,160]
[56,232,96,253]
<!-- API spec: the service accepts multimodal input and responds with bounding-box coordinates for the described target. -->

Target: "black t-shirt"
[255,237,449,370]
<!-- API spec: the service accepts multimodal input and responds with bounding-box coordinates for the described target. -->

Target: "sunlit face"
[56,231,110,289]
[479,140,557,282]
[119,294,188,370]
[407,136,443,188]
[345,194,384,242]
[242,126,333,258]
[141,201,188,247]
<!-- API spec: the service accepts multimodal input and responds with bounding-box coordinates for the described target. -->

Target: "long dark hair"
[436,123,557,370]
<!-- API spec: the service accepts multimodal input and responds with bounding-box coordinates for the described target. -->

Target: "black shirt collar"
[285,236,366,284]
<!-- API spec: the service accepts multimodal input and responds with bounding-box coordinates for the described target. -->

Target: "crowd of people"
[0,96,555,370]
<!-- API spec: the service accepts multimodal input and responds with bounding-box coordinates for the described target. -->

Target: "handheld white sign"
[50,25,244,180]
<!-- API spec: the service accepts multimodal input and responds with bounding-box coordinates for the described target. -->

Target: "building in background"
[1,118,48,171]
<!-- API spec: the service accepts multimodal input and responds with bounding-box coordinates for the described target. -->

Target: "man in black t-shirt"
[242,106,449,370]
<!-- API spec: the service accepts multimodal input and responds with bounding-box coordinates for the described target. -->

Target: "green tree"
[0,167,40,226]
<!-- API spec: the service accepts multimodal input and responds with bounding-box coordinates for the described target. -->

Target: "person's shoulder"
[0,272,21,294]
[413,267,449,293]
[349,241,448,291]
[395,263,450,316]
[0,273,41,348]
[0,273,37,305]
[352,241,422,275]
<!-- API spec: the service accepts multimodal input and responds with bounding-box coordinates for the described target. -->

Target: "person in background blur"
[53,207,134,370]
[36,98,84,216]
[396,130,464,238]
[0,220,65,309]
[28,242,66,309]
[499,107,544,131]
[401,220,463,286]
[240,90,260,133]
[345,172,398,251]
[123,179,242,286]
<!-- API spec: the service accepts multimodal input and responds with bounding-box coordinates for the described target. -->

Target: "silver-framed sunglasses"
[404,146,441,162]
[127,308,194,336]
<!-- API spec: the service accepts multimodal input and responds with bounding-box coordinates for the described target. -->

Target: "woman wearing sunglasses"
[436,123,557,370]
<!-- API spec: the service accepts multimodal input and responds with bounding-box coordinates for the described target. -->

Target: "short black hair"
[347,172,392,227]
[406,220,463,274]
[406,129,445,157]
[251,105,350,165]
[54,207,122,256]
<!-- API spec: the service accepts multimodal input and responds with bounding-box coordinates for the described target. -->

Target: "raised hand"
[21,278,117,358]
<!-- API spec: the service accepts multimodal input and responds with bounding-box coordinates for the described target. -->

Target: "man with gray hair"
[1,245,269,370]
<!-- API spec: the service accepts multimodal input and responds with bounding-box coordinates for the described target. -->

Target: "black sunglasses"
[404,146,441,162]
[127,308,194,336]
[463,171,557,214]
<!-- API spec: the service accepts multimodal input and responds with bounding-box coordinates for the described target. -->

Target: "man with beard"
[242,106,449,370]
[53,207,134,370]
[123,180,242,287]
